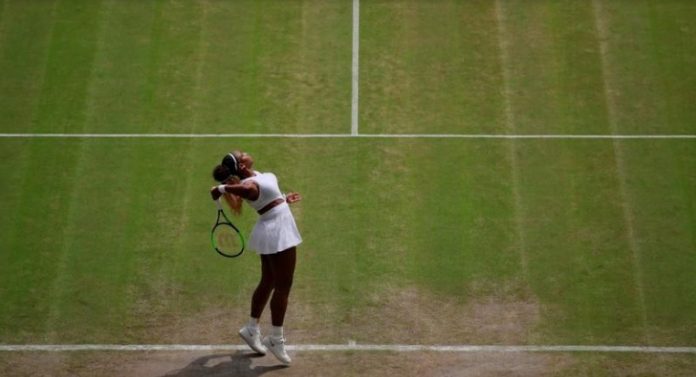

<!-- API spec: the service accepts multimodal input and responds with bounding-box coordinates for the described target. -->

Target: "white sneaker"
[262,335,292,365]
[238,326,267,355]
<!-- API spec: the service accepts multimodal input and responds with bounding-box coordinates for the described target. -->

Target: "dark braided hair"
[213,164,232,183]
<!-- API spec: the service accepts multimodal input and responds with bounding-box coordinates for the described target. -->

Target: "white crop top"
[242,171,284,211]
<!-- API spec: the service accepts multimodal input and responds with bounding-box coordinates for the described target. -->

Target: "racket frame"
[211,199,246,258]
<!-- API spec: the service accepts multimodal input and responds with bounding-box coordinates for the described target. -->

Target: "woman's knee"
[257,270,275,291]
[258,274,275,290]
[273,275,293,294]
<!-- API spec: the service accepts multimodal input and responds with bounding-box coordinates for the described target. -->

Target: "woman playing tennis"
[210,150,302,365]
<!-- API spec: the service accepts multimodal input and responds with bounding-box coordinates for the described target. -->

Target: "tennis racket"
[211,199,245,258]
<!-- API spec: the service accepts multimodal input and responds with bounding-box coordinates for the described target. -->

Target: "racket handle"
[215,199,223,210]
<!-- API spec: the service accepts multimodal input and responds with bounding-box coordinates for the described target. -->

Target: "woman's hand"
[210,186,223,201]
[285,192,302,204]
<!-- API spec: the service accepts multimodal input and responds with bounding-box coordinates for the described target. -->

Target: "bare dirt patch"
[129,282,542,346]
[361,284,540,344]
[290,284,541,345]
[0,352,69,377]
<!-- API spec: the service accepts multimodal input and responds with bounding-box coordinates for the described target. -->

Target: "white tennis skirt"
[249,202,302,255]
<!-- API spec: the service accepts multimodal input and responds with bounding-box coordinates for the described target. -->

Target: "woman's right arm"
[210,181,260,201]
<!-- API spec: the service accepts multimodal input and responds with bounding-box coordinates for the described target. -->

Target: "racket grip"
[215,199,223,210]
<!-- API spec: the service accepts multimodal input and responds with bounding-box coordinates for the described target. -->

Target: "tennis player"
[210,150,302,365]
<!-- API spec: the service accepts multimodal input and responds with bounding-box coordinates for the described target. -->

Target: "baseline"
[0,133,694,139]
[1,344,695,354]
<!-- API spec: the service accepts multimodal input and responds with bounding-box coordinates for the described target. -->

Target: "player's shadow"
[159,352,288,377]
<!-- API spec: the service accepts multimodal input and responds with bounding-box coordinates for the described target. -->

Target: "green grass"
[0,0,695,374]
[501,0,610,134]
[597,0,696,134]
[360,0,506,134]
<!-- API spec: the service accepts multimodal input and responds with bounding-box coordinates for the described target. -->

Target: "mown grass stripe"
[168,0,208,341]
[495,0,529,279]
[592,0,651,343]
[0,0,7,46]
[0,2,60,328]
[43,0,109,340]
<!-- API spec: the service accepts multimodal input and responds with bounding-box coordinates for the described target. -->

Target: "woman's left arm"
[285,192,302,204]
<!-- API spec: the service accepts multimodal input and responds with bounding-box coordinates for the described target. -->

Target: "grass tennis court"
[1,1,695,376]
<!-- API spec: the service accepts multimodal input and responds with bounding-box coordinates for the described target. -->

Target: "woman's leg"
[267,247,297,327]
[250,254,274,319]
[240,255,275,355]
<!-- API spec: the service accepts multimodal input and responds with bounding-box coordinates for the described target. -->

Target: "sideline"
[351,0,360,136]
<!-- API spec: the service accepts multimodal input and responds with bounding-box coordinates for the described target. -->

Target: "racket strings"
[211,207,244,258]
[214,224,242,253]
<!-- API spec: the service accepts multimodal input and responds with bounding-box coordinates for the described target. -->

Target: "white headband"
[227,153,239,172]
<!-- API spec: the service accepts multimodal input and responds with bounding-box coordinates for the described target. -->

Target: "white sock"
[247,317,260,330]
[271,326,284,339]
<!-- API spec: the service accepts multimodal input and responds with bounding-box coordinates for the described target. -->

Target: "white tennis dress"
[242,171,302,255]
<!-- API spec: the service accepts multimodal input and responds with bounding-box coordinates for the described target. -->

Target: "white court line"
[0,133,694,139]
[351,0,360,136]
[1,344,695,354]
